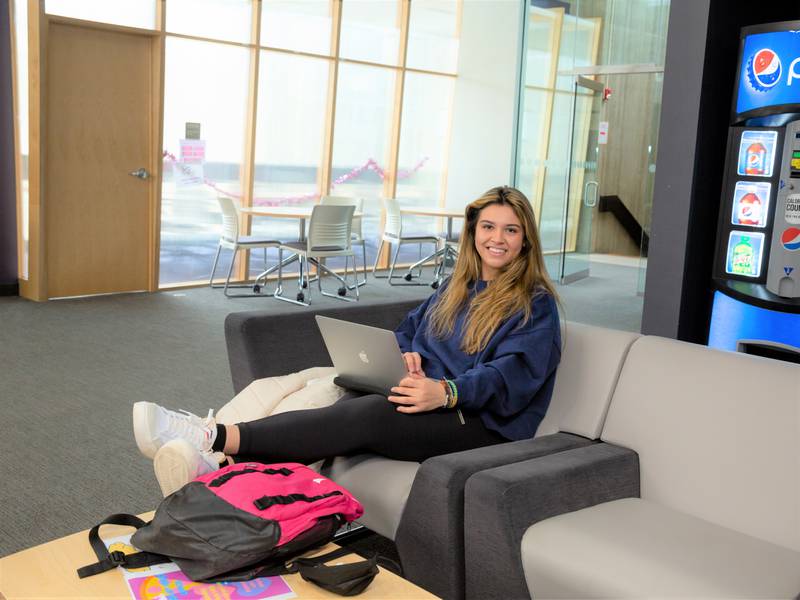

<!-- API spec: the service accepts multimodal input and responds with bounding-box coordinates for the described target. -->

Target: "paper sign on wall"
[598,121,609,145]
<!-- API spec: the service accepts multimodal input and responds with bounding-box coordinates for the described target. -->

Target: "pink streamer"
[162,151,429,206]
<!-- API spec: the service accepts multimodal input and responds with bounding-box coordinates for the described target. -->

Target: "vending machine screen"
[725,231,765,277]
[731,181,770,227]
[737,130,778,177]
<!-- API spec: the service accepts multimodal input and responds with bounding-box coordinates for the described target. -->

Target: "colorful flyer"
[104,534,296,600]
[126,570,295,600]
[725,231,765,278]
[731,181,770,227]
[737,130,778,177]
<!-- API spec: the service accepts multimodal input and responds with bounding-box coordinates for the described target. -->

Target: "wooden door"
[45,22,156,298]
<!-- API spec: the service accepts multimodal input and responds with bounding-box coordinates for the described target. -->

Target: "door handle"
[584,180,599,207]
[129,168,150,180]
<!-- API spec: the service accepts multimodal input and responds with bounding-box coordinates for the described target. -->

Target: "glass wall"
[160,38,250,285]
[514,0,669,311]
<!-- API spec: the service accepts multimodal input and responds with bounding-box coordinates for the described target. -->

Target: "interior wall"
[444,0,522,208]
[0,3,18,294]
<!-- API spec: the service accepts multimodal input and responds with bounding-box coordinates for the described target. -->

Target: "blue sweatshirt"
[394,281,561,441]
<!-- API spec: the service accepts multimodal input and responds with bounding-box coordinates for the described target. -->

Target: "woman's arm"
[453,297,561,417]
[394,290,438,353]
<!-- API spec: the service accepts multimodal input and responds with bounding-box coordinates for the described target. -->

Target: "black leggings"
[233,392,507,464]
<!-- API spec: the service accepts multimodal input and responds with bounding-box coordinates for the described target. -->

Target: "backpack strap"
[76,514,171,579]
[208,466,293,487]
[254,490,343,510]
[287,546,382,596]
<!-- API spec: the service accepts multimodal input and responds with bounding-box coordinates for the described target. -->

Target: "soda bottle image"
[731,236,755,276]
[737,192,762,225]
[745,142,767,175]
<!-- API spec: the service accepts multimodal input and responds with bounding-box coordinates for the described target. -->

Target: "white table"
[399,205,463,286]
[240,205,364,296]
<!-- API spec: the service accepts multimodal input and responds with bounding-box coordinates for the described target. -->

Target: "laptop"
[315,315,409,395]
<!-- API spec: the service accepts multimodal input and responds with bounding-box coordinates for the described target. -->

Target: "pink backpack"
[79,462,372,588]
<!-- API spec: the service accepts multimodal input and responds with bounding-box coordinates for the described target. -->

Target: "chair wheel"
[253,284,261,294]
[338,287,347,296]
[431,281,440,289]
[302,281,308,289]
[296,292,305,302]
[404,273,413,281]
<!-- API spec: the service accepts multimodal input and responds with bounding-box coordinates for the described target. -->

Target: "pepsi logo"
[747,49,782,92]
[781,227,800,251]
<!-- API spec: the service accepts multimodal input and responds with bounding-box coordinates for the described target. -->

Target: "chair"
[275,204,359,306]
[320,195,367,288]
[209,196,281,297]
[372,198,440,286]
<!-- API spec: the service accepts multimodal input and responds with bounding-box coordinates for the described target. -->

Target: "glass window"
[248,51,331,278]
[160,38,250,285]
[340,0,401,66]
[331,63,396,267]
[261,0,332,56]
[45,0,157,29]
[395,72,455,262]
[252,52,329,205]
[12,0,29,279]
[396,72,453,203]
[406,0,459,74]
[166,0,253,44]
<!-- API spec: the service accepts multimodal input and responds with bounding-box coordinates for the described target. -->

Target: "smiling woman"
[132,186,562,496]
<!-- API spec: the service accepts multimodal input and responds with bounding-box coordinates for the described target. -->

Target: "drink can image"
[737,130,778,177]
[731,181,770,227]
[726,231,765,277]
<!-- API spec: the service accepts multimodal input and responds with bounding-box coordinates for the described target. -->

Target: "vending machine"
[708,21,800,360]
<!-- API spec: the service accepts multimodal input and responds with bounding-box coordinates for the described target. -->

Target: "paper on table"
[104,533,296,600]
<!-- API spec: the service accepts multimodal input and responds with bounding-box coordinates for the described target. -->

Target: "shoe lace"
[163,409,215,451]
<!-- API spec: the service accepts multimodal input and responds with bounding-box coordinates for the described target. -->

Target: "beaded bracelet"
[439,379,452,408]
[440,378,458,409]
[446,379,458,409]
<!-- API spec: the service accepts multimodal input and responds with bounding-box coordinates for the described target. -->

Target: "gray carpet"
[0,263,642,558]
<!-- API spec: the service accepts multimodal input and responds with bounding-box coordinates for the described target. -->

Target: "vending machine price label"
[785,194,800,224]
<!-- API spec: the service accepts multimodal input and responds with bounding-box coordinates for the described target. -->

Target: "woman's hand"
[388,376,446,413]
[402,352,426,378]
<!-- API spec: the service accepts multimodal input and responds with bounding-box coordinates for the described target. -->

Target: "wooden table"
[0,514,436,599]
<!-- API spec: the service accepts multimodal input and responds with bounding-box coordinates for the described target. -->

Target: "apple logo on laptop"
[359,350,370,364]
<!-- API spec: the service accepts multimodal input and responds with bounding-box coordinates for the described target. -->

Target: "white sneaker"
[154,439,220,497]
[133,401,217,459]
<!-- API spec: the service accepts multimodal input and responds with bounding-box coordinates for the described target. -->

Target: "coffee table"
[0,514,436,599]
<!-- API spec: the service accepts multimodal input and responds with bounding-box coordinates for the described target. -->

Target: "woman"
[133,186,561,491]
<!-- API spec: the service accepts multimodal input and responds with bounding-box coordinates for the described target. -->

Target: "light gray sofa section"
[224,303,639,600]
[465,335,800,599]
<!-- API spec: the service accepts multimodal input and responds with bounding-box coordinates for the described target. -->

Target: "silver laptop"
[315,315,408,393]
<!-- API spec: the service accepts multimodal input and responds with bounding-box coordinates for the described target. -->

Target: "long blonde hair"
[427,186,558,354]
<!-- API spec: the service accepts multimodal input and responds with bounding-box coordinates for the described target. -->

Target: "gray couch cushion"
[537,322,638,439]
[522,497,800,599]
[602,336,800,552]
[321,454,419,540]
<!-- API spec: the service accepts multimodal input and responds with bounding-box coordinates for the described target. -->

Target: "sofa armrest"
[395,432,595,600]
[463,443,639,600]
[224,300,421,394]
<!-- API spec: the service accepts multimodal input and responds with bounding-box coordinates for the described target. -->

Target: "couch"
[464,335,800,598]
[224,300,639,599]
